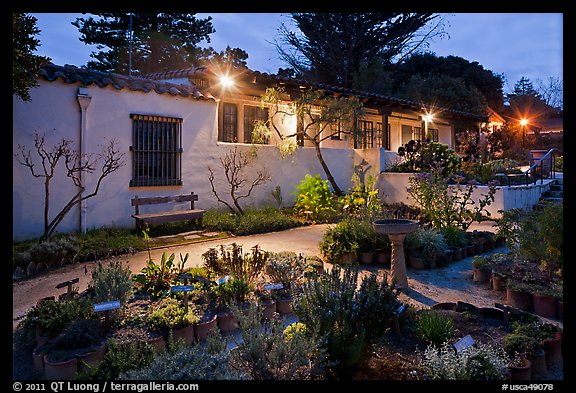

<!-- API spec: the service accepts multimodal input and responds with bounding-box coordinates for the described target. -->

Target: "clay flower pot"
[217,310,238,334]
[340,252,357,265]
[194,314,218,342]
[508,356,531,380]
[532,293,557,319]
[360,251,374,264]
[275,298,294,315]
[506,286,533,312]
[43,354,78,380]
[542,332,562,368]
[375,251,390,265]
[473,241,484,255]
[465,244,475,257]
[408,254,426,270]
[450,248,463,261]
[147,334,166,353]
[171,324,195,346]
[259,299,277,320]
[491,272,507,291]
[32,345,48,374]
[528,348,547,379]
[77,343,106,372]
[473,268,491,283]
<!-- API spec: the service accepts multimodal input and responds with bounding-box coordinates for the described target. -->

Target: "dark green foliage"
[415,309,454,347]
[292,174,337,222]
[133,251,188,299]
[202,243,268,285]
[88,260,133,305]
[214,276,253,305]
[13,13,50,101]
[47,318,103,352]
[392,140,461,176]
[203,207,303,236]
[294,265,400,370]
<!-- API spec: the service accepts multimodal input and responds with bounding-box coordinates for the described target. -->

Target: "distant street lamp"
[520,118,528,146]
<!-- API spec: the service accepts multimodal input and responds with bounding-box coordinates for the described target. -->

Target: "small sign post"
[393,304,408,337]
[174,273,194,314]
[55,278,80,300]
[263,283,284,291]
[94,299,121,330]
[215,275,232,286]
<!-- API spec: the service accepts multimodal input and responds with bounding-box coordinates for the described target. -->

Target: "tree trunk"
[314,144,343,196]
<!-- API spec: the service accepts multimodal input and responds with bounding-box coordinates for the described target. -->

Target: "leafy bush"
[133,251,188,299]
[47,318,103,351]
[415,309,454,347]
[503,332,541,358]
[294,265,400,370]
[405,227,448,258]
[264,251,306,290]
[229,303,326,380]
[88,260,133,306]
[202,243,268,285]
[19,296,95,338]
[120,342,245,380]
[214,276,253,305]
[203,207,302,236]
[420,341,509,380]
[319,219,361,263]
[339,174,380,219]
[391,140,461,176]
[146,298,199,331]
[441,226,468,248]
[292,174,337,222]
[25,236,79,268]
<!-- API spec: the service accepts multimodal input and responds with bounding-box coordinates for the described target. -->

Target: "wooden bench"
[131,192,206,230]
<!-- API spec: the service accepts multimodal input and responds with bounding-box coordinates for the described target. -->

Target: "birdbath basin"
[373,219,419,290]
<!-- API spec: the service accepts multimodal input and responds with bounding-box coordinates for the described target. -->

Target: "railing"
[496,148,558,187]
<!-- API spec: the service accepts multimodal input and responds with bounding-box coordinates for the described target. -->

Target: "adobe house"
[13,63,485,240]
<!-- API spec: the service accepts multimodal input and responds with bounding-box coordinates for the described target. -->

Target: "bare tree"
[535,76,563,111]
[208,145,271,215]
[15,132,125,240]
[259,87,364,196]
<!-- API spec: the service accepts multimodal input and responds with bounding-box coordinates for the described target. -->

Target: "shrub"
[47,318,103,351]
[392,140,461,176]
[214,276,253,305]
[146,298,199,331]
[120,343,244,380]
[133,251,188,299]
[405,227,448,258]
[26,236,79,267]
[292,174,337,222]
[415,309,454,347]
[229,303,326,380]
[88,260,133,306]
[203,207,302,236]
[339,174,380,219]
[441,226,467,248]
[319,219,361,263]
[202,243,268,285]
[294,265,400,370]
[503,333,541,358]
[264,251,306,290]
[420,341,509,380]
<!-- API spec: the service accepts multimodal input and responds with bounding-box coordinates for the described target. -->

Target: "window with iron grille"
[219,103,238,142]
[130,114,182,187]
[429,128,439,142]
[330,120,343,140]
[244,105,269,144]
[375,122,391,149]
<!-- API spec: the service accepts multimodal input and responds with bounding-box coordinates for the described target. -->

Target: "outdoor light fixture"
[219,74,235,88]
[520,119,528,126]
[520,118,529,146]
[424,114,434,123]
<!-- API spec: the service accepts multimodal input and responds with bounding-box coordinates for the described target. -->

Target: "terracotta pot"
[484,239,495,251]
[194,314,218,341]
[528,348,547,379]
[491,273,507,291]
[532,293,557,318]
[147,334,166,353]
[465,244,475,257]
[542,332,562,368]
[43,354,78,380]
[171,324,195,346]
[35,329,50,347]
[506,287,533,311]
[259,299,276,320]
[508,356,531,380]
[473,268,491,283]
[360,251,374,264]
[77,343,106,372]
[450,248,463,261]
[275,298,294,315]
[473,242,484,255]
[217,310,238,333]
[436,251,452,266]
[375,251,390,265]
[426,255,436,269]
[408,255,426,270]
[340,252,357,265]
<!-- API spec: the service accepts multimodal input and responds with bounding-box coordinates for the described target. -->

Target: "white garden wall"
[13,79,355,240]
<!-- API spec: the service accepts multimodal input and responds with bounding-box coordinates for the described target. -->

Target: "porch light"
[219,74,235,88]
[424,113,434,123]
[520,119,528,126]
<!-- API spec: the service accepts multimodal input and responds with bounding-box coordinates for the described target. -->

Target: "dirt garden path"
[12,221,562,332]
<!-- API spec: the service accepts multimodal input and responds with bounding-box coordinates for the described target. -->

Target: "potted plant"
[491,270,507,291]
[146,297,199,347]
[508,354,532,380]
[531,283,562,319]
[214,276,253,333]
[441,226,467,262]
[406,228,448,269]
[188,286,219,342]
[319,219,361,264]
[503,331,546,378]
[471,255,492,283]
[506,280,533,312]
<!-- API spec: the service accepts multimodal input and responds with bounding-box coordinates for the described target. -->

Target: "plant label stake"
[393,304,408,337]
[263,283,284,291]
[174,274,194,314]
[453,334,475,353]
[94,299,121,330]
[215,275,232,286]
[55,277,80,299]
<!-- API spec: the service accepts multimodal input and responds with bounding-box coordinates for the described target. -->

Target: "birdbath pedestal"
[373,219,419,290]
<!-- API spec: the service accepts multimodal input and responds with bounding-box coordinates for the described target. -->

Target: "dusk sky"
[30,13,563,95]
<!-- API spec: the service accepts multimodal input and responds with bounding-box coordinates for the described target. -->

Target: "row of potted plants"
[471,253,563,320]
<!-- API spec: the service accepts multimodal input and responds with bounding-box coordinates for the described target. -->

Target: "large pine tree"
[276,13,441,87]
[73,13,215,74]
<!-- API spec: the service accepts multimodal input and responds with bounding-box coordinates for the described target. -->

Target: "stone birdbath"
[373,219,419,290]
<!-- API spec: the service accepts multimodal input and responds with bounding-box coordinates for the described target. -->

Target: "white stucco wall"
[376,172,552,219]
[13,79,355,240]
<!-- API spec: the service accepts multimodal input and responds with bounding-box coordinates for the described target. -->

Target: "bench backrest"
[132,192,198,214]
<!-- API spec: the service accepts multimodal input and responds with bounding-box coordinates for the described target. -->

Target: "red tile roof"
[39,63,217,101]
